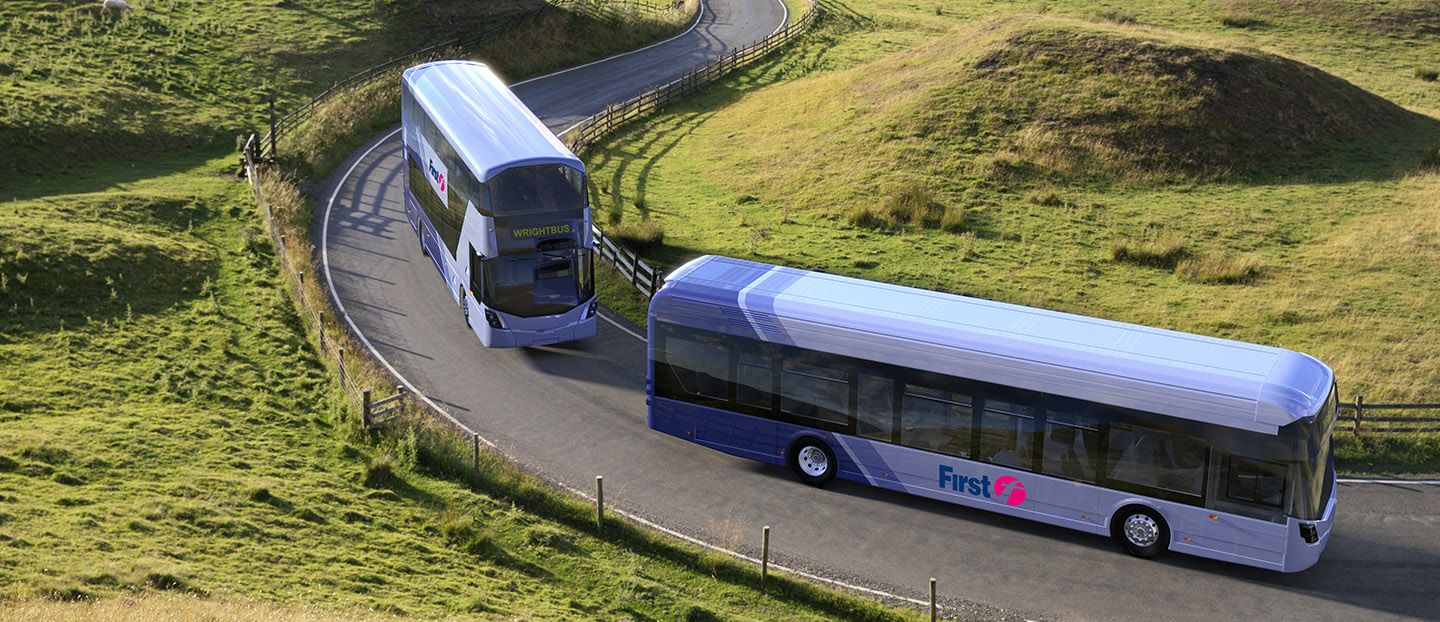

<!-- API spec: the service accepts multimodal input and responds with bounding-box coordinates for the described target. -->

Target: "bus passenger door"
[469,246,485,306]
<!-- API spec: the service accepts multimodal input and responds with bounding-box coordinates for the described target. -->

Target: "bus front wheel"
[787,438,837,487]
[461,286,471,328]
[1112,506,1169,559]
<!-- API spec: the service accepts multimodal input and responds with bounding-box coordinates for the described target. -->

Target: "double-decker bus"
[647,255,1337,572]
[401,60,596,347]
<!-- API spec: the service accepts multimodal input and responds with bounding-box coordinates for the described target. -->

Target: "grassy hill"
[0,1,940,619]
[586,2,1440,471]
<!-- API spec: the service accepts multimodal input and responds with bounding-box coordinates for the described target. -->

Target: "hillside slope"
[696,15,1418,217]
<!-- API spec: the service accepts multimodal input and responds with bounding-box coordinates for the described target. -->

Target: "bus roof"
[402,60,583,182]
[655,255,1334,435]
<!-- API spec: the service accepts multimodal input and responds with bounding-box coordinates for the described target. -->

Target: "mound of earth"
[945,19,1416,180]
[706,15,1417,204]
[0,193,215,321]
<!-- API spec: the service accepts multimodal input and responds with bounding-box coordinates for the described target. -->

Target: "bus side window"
[978,399,1035,470]
[779,357,850,426]
[899,386,972,458]
[736,348,775,411]
[1041,413,1099,482]
[1107,423,1205,497]
[1223,455,1286,509]
[663,332,730,402]
[855,372,895,442]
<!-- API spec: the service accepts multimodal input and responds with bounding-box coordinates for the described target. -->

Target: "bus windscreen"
[489,165,584,216]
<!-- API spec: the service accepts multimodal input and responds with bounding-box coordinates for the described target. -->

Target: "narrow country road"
[317,1,1440,619]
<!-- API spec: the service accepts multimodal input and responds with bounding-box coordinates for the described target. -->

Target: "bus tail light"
[1299,522,1319,544]
[484,309,504,329]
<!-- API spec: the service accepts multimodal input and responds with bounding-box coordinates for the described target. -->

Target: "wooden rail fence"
[1338,397,1440,433]
[255,0,676,160]
[566,0,820,298]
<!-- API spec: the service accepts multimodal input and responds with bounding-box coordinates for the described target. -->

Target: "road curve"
[317,2,1440,620]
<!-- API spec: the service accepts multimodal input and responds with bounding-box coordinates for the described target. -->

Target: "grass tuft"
[1110,232,1187,267]
[361,452,400,490]
[1218,13,1261,28]
[1094,8,1137,24]
[1423,146,1440,169]
[940,204,967,233]
[1415,67,1439,82]
[612,219,666,250]
[1174,253,1264,284]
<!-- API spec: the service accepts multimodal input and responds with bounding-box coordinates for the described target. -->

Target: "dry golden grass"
[0,594,407,622]
[279,72,403,177]
[1174,253,1265,284]
[254,169,398,408]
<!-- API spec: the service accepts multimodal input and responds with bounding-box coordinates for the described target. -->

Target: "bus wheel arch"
[1111,504,1170,559]
[786,436,837,487]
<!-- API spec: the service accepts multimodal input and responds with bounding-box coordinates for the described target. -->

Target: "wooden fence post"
[1354,395,1364,434]
[596,476,605,531]
[472,433,481,490]
[362,388,372,427]
[761,525,770,582]
[930,577,937,621]
[268,93,277,159]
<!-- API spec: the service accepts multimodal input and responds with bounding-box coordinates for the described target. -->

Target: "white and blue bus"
[647,256,1337,572]
[401,60,597,347]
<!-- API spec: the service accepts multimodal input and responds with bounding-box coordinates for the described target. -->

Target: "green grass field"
[0,1,936,619]
[586,0,1440,473]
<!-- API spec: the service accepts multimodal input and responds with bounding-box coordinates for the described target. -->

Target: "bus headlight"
[1299,522,1319,544]
[585,301,597,319]
[484,309,504,329]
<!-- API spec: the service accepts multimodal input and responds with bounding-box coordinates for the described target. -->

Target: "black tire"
[460,286,471,328]
[787,437,837,487]
[419,228,429,257]
[1112,506,1169,559]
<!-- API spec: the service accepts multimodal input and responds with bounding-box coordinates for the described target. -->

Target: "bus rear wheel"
[788,438,837,487]
[1112,506,1169,559]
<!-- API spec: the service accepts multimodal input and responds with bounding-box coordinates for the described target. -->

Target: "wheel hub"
[798,446,828,476]
[1124,514,1159,547]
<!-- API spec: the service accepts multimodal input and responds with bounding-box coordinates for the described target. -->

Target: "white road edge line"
[599,311,647,342]
[1337,478,1440,485]
[512,0,710,88]
[319,1,990,617]
[322,127,494,447]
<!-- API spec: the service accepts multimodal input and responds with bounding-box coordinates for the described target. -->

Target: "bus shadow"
[514,335,648,395]
[733,461,1439,620]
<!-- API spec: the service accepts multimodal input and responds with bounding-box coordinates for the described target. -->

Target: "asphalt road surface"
[318,1,1440,619]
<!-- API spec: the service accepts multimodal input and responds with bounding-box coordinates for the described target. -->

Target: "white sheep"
[101,0,133,16]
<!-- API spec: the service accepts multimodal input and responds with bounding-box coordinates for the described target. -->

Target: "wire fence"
[241,136,404,415]
[257,6,546,160]
[256,0,683,160]
[236,0,785,436]
[566,0,820,298]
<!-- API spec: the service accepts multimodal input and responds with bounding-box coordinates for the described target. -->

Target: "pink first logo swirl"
[994,475,1026,506]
